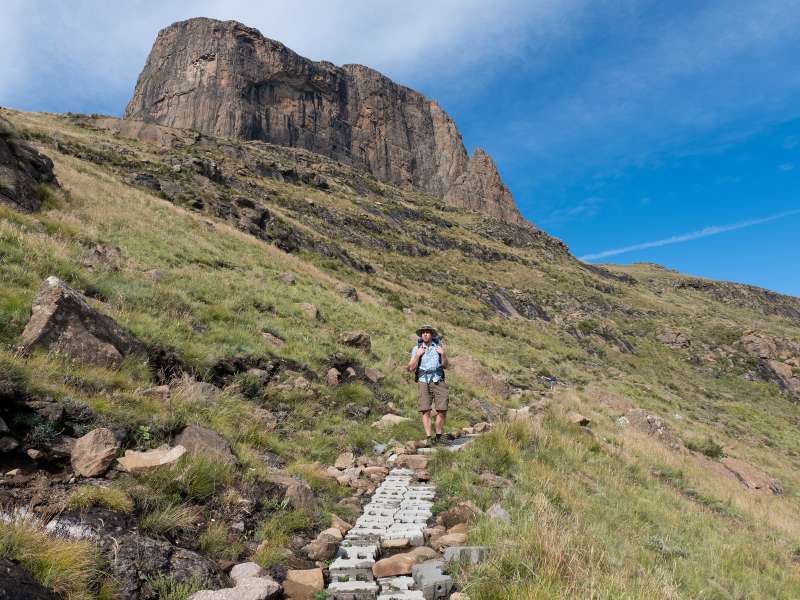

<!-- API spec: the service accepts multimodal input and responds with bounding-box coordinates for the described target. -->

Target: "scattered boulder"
[440,501,481,529]
[230,562,265,581]
[334,451,355,470]
[82,244,123,272]
[266,473,317,510]
[364,367,385,383]
[282,568,324,600]
[71,427,120,477]
[334,282,359,301]
[20,276,145,367]
[297,303,320,320]
[339,331,371,352]
[174,424,237,465]
[301,535,338,561]
[330,514,352,535]
[0,436,21,453]
[262,331,285,347]
[372,414,410,430]
[117,444,186,472]
[189,575,281,600]
[326,368,341,386]
[395,454,428,470]
[623,409,682,450]
[276,272,296,285]
[486,503,511,524]
[431,532,467,551]
[657,328,691,349]
[372,546,439,577]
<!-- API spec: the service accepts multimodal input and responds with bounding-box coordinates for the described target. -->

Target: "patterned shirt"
[410,343,443,383]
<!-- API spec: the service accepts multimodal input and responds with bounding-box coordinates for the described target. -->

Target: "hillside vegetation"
[1,107,799,599]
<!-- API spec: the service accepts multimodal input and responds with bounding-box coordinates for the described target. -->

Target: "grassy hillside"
[1,107,799,598]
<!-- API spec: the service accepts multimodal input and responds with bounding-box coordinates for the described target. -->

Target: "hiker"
[407,324,449,445]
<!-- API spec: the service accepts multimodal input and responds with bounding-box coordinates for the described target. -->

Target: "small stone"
[174,424,237,465]
[372,414,411,430]
[334,282,358,301]
[330,513,352,535]
[335,451,355,470]
[277,272,296,285]
[447,522,469,535]
[302,536,338,561]
[339,331,371,352]
[297,303,320,320]
[440,502,481,529]
[0,417,8,434]
[432,533,467,551]
[372,547,439,578]
[116,444,186,472]
[229,562,264,582]
[486,503,511,524]
[283,567,324,599]
[71,427,120,477]
[450,593,472,600]
[0,437,20,453]
[395,454,428,470]
[344,366,357,378]
[364,367,385,383]
[26,448,43,460]
[5,468,21,477]
[326,367,341,386]
[262,331,285,347]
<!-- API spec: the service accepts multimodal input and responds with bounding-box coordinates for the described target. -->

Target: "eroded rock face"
[124,18,525,225]
[20,277,146,367]
[0,115,58,212]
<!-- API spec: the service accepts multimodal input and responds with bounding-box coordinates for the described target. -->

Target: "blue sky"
[2,1,798,296]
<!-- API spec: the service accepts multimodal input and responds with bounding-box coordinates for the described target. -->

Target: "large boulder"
[265,473,317,510]
[372,546,439,577]
[174,424,237,465]
[20,277,145,367]
[0,116,58,213]
[71,427,120,477]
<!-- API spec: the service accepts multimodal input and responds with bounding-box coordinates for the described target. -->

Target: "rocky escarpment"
[124,17,526,225]
[0,116,58,212]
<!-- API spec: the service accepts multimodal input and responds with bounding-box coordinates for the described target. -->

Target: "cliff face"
[124,17,526,225]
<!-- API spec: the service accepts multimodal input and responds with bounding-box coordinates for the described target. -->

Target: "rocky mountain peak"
[124,17,527,225]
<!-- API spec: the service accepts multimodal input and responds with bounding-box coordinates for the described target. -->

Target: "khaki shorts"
[418,380,449,412]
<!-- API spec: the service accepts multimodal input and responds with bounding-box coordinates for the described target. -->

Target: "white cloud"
[579,209,800,262]
[0,0,581,114]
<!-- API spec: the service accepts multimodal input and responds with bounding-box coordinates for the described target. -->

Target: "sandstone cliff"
[124,17,526,225]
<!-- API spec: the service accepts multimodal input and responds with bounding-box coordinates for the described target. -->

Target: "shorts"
[418,380,449,412]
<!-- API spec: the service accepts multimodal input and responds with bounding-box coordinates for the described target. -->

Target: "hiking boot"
[424,436,434,447]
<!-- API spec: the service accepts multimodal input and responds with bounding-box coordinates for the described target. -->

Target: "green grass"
[198,521,242,561]
[144,574,208,600]
[66,484,134,513]
[139,503,199,535]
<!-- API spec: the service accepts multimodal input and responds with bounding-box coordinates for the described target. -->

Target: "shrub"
[685,436,724,459]
[67,485,134,513]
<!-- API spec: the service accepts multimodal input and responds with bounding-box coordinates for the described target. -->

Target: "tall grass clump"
[0,515,102,600]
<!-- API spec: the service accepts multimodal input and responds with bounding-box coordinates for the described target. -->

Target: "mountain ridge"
[124,17,526,226]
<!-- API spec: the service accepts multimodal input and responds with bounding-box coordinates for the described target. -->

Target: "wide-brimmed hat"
[415,324,439,337]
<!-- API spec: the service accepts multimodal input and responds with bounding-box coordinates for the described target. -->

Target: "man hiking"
[407,324,449,445]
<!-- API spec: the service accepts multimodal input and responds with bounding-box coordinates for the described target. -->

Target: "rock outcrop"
[124,18,526,225]
[0,115,58,212]
[20,277,146,367]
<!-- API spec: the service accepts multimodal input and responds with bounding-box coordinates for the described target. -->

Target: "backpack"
[414,337,446,382]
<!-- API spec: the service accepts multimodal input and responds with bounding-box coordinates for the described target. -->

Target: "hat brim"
[416,327,438,337]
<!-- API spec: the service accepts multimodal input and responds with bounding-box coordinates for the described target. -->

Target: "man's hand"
[415,346,426,357]
[435,344,444,355]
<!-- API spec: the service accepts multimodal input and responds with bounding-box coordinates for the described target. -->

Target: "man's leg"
[422,410,433,437]
[435,410,446,435]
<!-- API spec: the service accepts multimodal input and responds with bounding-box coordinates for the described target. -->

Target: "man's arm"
[436,344,448,369]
